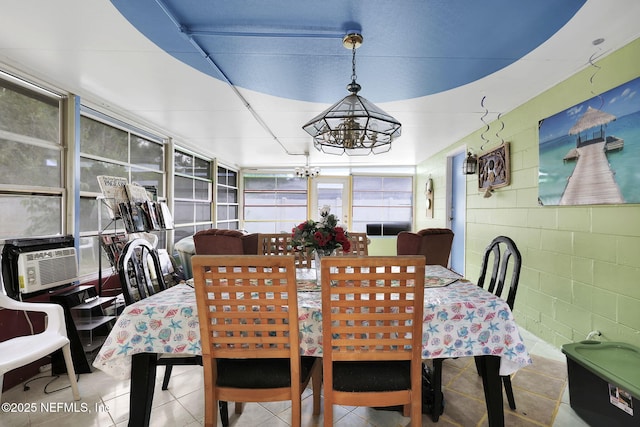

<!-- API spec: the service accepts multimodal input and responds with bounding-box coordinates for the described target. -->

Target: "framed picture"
[478,142,510,190]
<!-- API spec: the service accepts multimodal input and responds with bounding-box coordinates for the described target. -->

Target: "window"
[351,176,413,234]
[79,113,165,276]
[216,166,238,230]
[0,76,63,239]
[243,174,307,233]
[173,149,212,243]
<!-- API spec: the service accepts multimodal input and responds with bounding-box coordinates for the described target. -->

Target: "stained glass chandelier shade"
[302,33,401,156]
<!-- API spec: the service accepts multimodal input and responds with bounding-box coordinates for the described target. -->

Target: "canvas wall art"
[538,76,640,206]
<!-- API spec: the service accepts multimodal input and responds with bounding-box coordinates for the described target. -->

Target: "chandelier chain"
[351,40,358,84]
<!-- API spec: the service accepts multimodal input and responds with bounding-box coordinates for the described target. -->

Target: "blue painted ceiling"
[111,0,586,104]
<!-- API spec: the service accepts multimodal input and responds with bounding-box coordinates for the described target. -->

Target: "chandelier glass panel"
[302,33,401,156]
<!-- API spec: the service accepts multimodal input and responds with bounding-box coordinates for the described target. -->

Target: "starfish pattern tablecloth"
[93,265,531,379]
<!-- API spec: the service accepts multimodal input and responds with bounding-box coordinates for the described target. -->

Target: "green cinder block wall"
[416,37,640,349]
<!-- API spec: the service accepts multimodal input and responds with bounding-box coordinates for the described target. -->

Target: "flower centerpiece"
[291,206,351,256]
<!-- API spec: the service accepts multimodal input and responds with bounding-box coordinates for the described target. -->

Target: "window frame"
[172,147,213,242]
[78,109,167,277]
[0,74,66,240]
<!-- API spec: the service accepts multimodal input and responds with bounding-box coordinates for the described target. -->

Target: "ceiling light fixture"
[294,153,320,178]
[295,166,321,178]
[302,32,402,156]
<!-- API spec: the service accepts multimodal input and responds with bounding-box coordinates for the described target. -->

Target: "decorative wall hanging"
[478,142,510,191]
[425,176,434,217]
[538,76,640,206]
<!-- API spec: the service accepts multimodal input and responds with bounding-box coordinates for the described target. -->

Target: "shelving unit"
[71,293,119,352]
[96,182,174,296]
[97,195,128,297]
[51,285,121,374]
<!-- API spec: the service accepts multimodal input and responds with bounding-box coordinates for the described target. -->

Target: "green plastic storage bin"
[562,340,640,426]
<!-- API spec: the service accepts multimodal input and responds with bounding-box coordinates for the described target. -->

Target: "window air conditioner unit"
[16,247,78,294]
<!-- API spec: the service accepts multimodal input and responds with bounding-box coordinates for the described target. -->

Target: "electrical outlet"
[39,363,52,373]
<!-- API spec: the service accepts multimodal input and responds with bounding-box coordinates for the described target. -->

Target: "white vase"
[314,248,335,284]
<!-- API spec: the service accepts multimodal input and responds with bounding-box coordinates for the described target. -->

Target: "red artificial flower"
[290,211,350,253]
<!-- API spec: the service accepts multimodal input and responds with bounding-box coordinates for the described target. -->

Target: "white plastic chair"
[0,292,81,402]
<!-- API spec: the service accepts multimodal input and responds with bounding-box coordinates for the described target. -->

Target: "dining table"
[93,264,531,427]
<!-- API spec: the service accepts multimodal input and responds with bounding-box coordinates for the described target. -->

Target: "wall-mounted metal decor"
[538,76,640,206]
[478,142,510,191]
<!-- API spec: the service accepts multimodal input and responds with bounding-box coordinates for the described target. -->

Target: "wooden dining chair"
[431,235,522,421]
[192,229,261,424]
[192,254,322,427]
[335,232,369,256]
[320,255,425,427]
[258,233,313,268]
[258,232,292,255]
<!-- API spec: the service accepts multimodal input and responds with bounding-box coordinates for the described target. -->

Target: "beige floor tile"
[3,326,594,426]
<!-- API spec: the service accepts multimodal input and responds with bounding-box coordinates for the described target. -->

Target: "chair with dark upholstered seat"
[320,255,425,427]
[193,228,258,255]
[117,239,227,421]
[192,255,321,427]
[396,228,454,267]
[191,229,260,425]
[431,235,522,421]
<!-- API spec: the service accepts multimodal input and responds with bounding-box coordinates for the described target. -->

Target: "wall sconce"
[462,151,478,175]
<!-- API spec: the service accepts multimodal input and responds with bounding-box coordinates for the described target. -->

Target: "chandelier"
[302,33,402,156]
[294,153,320,178]
[295,165,320,178]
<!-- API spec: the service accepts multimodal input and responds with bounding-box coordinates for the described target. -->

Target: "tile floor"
[2,329,591,426]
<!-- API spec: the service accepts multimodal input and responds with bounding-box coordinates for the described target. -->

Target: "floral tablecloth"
[93,265,531,379]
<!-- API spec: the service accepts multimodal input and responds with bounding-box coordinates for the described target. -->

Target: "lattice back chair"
[117,238,207,408]
[258,233,313,268]
[258,233,292,256]
[335,232,369,256]
[192,255,321,427]
[320,255,425,427]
